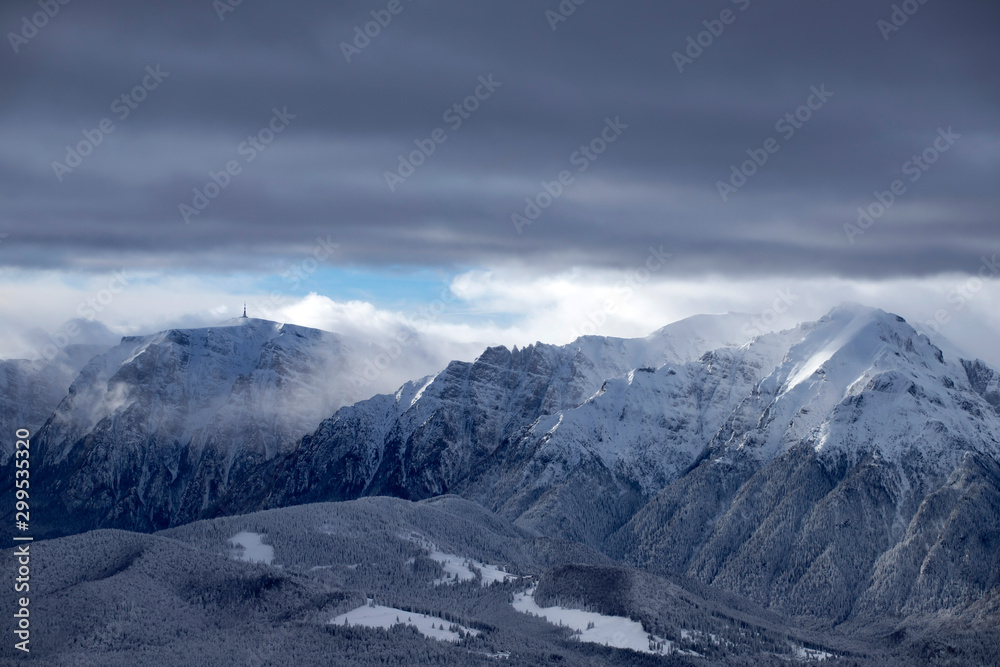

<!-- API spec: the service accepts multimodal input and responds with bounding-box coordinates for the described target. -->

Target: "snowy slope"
[10,303,1000,636]
[642,311,764,362]
[331,601,479,642]
[469,329,804,545]
[513,586,671,655]
[0,343,110,464]
[614,305,1000,621]
[31,318,351,533]
[254,312,762,515]
[19,305,1000,628]
[506,327,800,496]
[715,303,1000,466]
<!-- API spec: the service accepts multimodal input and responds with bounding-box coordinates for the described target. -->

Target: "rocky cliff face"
[240,314,762,522]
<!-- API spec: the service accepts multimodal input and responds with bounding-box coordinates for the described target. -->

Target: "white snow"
[512,587,682,656]
[399,373,438,408]
[229,531,274,565]
[634,311,763,365]
[510,324,800,496]
[400,533,518,586]
[792,644,835,661]
[331,600,479,642]
[42,317,353,475]
[429,550,515,586]
[784,309,871,392]
[719,303,1000,466]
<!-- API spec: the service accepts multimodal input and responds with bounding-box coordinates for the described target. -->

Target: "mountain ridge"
[7,304,1000,634]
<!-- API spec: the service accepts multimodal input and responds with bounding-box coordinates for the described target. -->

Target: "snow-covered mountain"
[0,342,110,464]
[231,313,763,515]
[22,312,755,534]
[474,325,804,546]
[611,304,1000,621]
[16,305,1000,631]
[29,318,353,532]
[243,304,1000,623]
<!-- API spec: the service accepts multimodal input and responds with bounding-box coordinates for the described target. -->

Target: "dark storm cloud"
[0,0,997,276]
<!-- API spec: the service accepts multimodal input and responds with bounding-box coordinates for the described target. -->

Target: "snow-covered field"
[793,644,835,661]
[401,532,518,586]
[512,587,679,655]
[229,531,274,565]
[429,549,516,586]
[331,600,479,642]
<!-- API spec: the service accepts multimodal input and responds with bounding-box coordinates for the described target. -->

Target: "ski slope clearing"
[430,550,516,586]
[512,586,685,656]
[331,600,479,642]
[229,531,274,565]
[793,644,835,661]
[401,532,519,586]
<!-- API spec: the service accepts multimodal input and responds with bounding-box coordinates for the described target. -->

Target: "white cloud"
[2,265,999,377]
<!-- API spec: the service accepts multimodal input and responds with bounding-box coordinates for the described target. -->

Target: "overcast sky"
[1,0,998,367]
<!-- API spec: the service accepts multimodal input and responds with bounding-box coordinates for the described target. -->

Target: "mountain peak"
[140,318,339,347]
[720,303,990,465]
[212,316,293,331]
[782,304,920,393]
[819,301,906,326]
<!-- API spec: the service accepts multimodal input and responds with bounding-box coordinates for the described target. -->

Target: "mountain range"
[4,303,999,664]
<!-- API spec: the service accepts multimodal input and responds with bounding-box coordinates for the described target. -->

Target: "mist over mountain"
[4,0,996,662]
[0,339,113,464]
[4,304,999,664]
